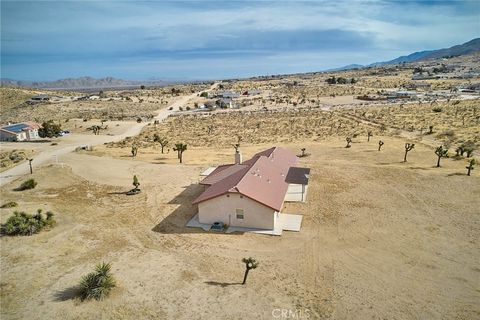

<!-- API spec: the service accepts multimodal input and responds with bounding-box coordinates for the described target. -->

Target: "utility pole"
[28,159,33,174]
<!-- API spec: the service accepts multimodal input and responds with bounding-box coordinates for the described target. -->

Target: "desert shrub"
[432,107,443,113]
[1,209,55,236]
[79,262,116,301]
[436,130,456,139]
[1,201,18,208]
[15,179,37,191]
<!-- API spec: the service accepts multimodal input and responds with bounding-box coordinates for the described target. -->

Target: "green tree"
[242,257,259,285]
[38,120,62,138]
[173,143,187,163]
[435,146,449,167]
[200,92,208,98]
[79,262,116,301]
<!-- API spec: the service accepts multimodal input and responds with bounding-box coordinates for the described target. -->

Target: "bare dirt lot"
[1,137,479,320]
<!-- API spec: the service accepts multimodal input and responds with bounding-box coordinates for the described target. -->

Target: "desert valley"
[1,49,479,319]
[1,2,480,316]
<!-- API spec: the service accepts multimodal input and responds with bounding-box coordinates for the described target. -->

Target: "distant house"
[405,82,431,90]
[242,90,262,96]
[216,98,235,109]
[218,91,240,99]
[31,94,50,101]
[0,122,42,142]
[191,147,310,234]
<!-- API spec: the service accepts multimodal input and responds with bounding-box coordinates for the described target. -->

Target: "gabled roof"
[193,147,298,211]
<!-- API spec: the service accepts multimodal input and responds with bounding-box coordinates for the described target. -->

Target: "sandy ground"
[1,136,479,320]
[0,83,218,186]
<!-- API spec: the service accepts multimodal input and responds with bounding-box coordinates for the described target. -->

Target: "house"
[217,91,240,99]
[216,98,235,109]
[191,147,310,234]
[31,94,50,101]
[0,122,42,142]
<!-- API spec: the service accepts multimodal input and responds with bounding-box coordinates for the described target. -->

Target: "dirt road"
[0,83,218,186]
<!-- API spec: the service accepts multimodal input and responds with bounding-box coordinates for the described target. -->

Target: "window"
[236,209,244,220]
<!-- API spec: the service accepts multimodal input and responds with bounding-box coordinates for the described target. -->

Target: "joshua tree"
[435,145,449,167]
[428,125,434,134]
[79,262,116,301]
[153,134,169,154]
[466,158,476,176]
[132,175,140,190]
[131,145,138,157]
[457,141,476,157]
[300,148,306,157]
[367,131,373,142]
[404,143,415,162]
[173,143,187,163]
[242,257,259,285]
[378,140,384,151]
[234,143,240,153]
[345,137,352,148]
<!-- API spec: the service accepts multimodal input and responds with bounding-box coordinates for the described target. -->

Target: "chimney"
[234,147,242,164]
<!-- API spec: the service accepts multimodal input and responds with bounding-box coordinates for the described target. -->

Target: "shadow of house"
[152,183,208,234]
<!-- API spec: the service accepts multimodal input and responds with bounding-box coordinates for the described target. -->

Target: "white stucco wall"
[26,129,39,140]
[198,193,275,229]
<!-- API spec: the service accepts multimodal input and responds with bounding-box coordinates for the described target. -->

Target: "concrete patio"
[186,213,303,236]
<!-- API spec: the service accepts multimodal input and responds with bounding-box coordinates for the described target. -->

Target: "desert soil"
[1,137,479,320]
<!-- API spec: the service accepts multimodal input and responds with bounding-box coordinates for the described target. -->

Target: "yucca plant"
[1,210,55,236]
[79,262,116,301]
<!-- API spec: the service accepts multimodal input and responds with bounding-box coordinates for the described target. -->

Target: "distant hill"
[325,64,364,72]
[325,38,480,72]
[0,76,169,90]
[370,38,480,66]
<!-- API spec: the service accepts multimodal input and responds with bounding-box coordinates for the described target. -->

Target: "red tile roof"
[193,147,298,211]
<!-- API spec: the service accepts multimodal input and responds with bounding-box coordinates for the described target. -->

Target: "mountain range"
[2,38,479,89]
[0,76,169,90]
[326,38,480,71]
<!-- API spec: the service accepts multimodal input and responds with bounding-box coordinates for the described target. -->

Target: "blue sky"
[1,0,479,81]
